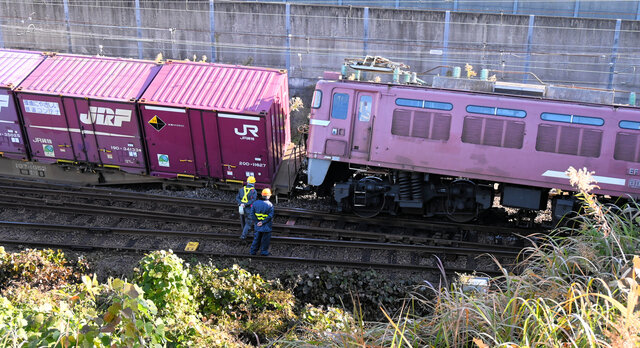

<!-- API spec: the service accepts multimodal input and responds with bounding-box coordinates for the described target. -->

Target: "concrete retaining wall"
[0,1,638,99]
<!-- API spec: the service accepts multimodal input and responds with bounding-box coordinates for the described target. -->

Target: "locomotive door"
[323,88,354,158]
[350,91,376,159]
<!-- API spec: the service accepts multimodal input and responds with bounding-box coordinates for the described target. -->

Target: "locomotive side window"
[311,90,322,109]
[358,95,372,122]
[331,93,349,120]
[395,98,452,111]
[540,112,604,126]
[620,120,640,130]
[466,105,526,118]
[396,98,421,108]
[535,124,602,157]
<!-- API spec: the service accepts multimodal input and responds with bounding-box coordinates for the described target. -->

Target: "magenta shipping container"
[15,53,161,173]
[0,50,46,160]
[139,60,290,185]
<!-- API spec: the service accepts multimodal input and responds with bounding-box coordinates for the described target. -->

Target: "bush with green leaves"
[192,263,296,340]
[0,275,166,347]
[283,267,416,320]
[133,250,201,346]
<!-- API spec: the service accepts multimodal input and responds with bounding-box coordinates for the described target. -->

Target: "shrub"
[133,250,198,345]
[192,263,296,340]
[283,267,416,320]
[133,250,195,317]
[0,247,87,292]
[0,275,166,347]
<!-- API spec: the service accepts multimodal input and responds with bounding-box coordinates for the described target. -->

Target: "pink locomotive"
[307,59,640,221]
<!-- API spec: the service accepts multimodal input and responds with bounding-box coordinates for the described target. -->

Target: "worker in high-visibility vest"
[250,188,274,256]
[236,176,257,239]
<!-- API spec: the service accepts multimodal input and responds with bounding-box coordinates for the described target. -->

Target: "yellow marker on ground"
[185,242,199,251]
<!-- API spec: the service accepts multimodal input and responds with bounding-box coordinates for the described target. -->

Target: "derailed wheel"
[445,179,478,223]
[352,176,386,218]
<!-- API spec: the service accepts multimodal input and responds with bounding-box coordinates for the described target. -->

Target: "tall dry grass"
[278,167,640,347]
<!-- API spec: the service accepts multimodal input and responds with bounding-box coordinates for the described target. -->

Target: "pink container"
[139,60,290,185]
[15,54,160,173]
[0,50,46,159]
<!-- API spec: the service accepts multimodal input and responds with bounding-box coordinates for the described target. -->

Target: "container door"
[18,94,76,162]
[350,91,376,159]
[76,100,146,173]
[201,111,223,179]
[217,113,269,183]
[0,89,27,159]
[141,105,195,175]
[323,88,354,159]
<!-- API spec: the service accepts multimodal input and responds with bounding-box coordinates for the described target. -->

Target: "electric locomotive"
[306,58,640,222]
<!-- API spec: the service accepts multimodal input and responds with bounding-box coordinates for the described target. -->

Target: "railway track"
[0,176,534,275]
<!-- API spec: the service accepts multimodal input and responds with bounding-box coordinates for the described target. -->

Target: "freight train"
[0,49,637,223]
[0,49,291,191]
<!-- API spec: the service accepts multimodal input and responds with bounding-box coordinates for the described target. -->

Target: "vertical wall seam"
[523,14,535,83]
[636,0,640,20]
[573,0,580,17]
[395,0,399,10]
[453,0,458,11]
[363,7,369,56]
[209,0,216,63]
[63,0,72,52]
[608,19,622,90]
[442,10,450,75]
[512,0,518,14]
[0,13,4,48]
[134,0,143,59]
[286,3,291,73]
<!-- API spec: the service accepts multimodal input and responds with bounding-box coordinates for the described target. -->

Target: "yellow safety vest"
[241,186,253,203]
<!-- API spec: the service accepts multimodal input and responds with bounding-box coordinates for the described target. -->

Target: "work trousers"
[240,213,254,239]
[250,231,272,256]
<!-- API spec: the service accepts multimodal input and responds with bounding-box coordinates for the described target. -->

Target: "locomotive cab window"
[331,93,349,120]
[358,95,372,122]
[311,90,322,109]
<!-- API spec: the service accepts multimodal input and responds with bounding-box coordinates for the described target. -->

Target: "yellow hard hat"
[261,188,272,196]
[247,176,256,184]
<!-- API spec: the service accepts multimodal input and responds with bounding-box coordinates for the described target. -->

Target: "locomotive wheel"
[352,177,385,218]
[445,179,478,223]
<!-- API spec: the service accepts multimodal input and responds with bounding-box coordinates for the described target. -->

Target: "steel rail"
[0,197,524,253]
[0,179,541,236]
[0,220,522,258]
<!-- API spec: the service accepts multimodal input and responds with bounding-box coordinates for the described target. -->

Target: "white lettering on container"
[80,107,132,127]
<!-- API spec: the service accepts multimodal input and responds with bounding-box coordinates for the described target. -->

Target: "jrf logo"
[234,124,259,138]
[80,107,132,127]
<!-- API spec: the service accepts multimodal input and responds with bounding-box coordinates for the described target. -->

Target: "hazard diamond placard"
[148,115,166,131]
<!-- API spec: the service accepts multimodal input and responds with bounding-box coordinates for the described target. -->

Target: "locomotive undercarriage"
[332,166,574,224]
